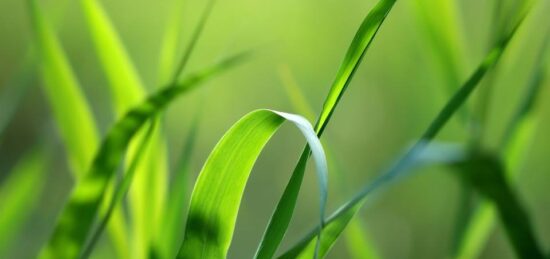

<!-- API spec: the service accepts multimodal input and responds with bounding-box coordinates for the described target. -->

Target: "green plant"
[0,0,549,258]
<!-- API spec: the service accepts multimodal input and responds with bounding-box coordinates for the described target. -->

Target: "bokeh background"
[1,0,549,258]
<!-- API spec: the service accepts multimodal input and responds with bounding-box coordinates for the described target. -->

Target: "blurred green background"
[1,0,549,258]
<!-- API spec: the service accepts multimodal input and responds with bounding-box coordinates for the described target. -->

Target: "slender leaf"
[79,0,170,256]
[38,53,247,259]
[154,108,203,259]
[255,1,396,257]
[29,0,99,175]
[279,9,527,257]
[454,27,550,259]
[157,0,186,85]
[177,109,328,259]
[279,65,380,259]
[81,121,157,258]
[453,153,544,259]
[0,146,49,257]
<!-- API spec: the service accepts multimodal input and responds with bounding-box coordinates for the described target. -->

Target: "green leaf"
[255,1,396,258]
[0,146,49,257]
[279,65,380,259]
[177,109,328,259]
[79,0,170,256]
[154,108,203,259]
[29,0,99,175]
[453,153,544,259]
[38,53,247,259]
[81,121,157,258]
[454,25,550,259]
[279,8,527,257]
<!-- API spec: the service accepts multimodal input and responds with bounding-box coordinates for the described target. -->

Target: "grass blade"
[279,66,380,259]
[38,53,246,259]
[454,153,544,259]
[279,8,528,257]
[0,146,49,257]
[454,26,550,259]
[81,121,157,258]
[79,0,171,256]
[177,109,328,259]
[29,0,99,175]
[154,108,202,258]
[255,1,396,257]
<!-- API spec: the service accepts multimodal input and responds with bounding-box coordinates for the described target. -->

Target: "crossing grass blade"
[279,66,380,259]
[176,109,328,259]
[0,146,49,257]
[278,7,528,257]
[454,27,550,259]
[157,0,186,85]
[81,121,157,258]
[79,0,170,256]
[255,1,396,258]
[38,53,247,259]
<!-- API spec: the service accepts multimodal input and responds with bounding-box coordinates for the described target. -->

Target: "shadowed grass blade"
[255,1,396,258]
[81,121,157,258]
[454,153,544,259]
[177,109,328,259]
[38,53,247,259]
[0,146,49,257]
[279,7,528,257]
[454,26,550,259]
[79,0,170,256]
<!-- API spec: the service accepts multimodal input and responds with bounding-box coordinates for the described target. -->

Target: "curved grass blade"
[279,65,380,259]
[279,10,528,257]
[177,109,328,259]
[454,27,550,259]
[255,1,396,258]
[38,53,247,259]
[0,146,49,257]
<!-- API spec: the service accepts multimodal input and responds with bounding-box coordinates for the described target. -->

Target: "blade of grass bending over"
[454,27,550,259]
[81,121,157,259]
[39,53,247,259]
[255,1,396,258]
[27,1,130,257]
[154,107,203,259]
[279,65,380,259]
[177,109,328,259]
[79,0,170,256]
[0,146,49,257]
[279,10,528,258]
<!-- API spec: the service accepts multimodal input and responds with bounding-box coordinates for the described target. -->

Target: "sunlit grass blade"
[0,146,49,257]
[279,9,528,257]
[255,1,396,258]
[38,53,247,259]
[79,0,170,255]
[29,0,99,175]
[454,153,544,259]
[279,65,380,259]
[177,109,328,259]
[81,121,157,258]
[157,0,186,85]
[454,28,550,259]
[154,108,202,259]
